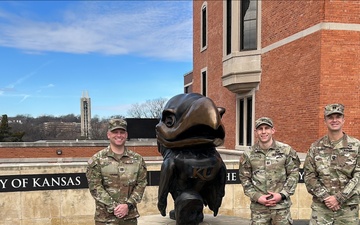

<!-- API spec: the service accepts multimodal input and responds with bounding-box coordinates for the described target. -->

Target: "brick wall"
[260,1,360,152]
[0,142,160,159]
[319,29,360,137]
[193,1,237,149]
[324,0,360,23]
[259,32,322,152]
[262,1,324,47]
[192,0,360,153]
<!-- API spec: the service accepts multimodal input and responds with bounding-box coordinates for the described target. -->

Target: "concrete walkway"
[138,214,309,225]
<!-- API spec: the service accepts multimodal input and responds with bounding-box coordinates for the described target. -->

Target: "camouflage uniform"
[304,134,360,225]
[239,140,300,225]
[86,146,147,225]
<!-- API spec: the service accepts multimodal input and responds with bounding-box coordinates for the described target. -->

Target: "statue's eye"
[164,114,175,127]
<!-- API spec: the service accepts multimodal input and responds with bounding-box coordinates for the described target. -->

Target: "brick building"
[187,0,360,153]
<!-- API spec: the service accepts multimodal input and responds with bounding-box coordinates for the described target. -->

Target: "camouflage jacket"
[86,146,147,222]
[239,140,300,209]
[304,133,360,205]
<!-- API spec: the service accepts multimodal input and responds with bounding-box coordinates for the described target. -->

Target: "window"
[201,70,207,96]
[201,4,207,49]
[184,86,189,93]
[226,0,232,55]
[240,0,257,51]
[238,95,253,146]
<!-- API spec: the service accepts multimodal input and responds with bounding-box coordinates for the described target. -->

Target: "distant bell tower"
[80,91,91,139]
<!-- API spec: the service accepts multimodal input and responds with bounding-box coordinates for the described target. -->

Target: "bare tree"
[89,116,108,140]
[127,103,146,118]
[127,97,168,118]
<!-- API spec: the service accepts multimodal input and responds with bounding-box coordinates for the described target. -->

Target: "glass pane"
[241,0,257,50]
[239,99,244,145]
[246,97,252,146]
[202,8,207,48]
[226,0,232,54]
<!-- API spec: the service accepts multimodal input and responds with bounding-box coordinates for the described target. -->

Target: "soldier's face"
[107,129,127,146]
[255,125,275,144]
[324,113,345,132]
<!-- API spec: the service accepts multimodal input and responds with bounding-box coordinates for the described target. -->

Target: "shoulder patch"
[87,158,97,167]
[87,158,93,165]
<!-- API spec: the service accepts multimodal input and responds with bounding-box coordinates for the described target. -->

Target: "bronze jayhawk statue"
[156,93,227,225]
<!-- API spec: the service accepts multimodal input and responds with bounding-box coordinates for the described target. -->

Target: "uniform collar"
[106,146,131,159]
[254,139,276,152]
[323,133,348,148]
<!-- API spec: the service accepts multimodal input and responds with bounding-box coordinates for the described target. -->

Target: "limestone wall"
[0,157,313,225]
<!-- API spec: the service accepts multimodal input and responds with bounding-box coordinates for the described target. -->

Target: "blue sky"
[0,1,193,118]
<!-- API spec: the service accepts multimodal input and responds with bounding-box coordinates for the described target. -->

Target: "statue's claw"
[213,209,218,217]
[158,201,167,216]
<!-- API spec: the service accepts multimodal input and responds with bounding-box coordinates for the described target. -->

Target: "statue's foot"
[175,191,204,225]
[169,210,176,220]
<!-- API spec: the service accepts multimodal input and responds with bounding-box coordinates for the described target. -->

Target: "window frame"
[201,3,208,51]
[225,0,232,55]
[236,92,255,150]
[201,68,207,96]
[240,0,258,51]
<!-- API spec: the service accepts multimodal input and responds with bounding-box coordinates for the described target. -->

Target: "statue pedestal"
[138,214,249,225]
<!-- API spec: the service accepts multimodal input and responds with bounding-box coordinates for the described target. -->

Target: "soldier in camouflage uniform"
[239,117,300,225]
[304,104,360,225]
[86,118,147,225]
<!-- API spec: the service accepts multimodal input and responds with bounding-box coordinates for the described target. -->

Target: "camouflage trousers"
[310,203,359,225]
[250,207,293,225]
[95,218,137,225]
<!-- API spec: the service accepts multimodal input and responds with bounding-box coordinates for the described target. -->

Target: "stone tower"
[80,91,91,139]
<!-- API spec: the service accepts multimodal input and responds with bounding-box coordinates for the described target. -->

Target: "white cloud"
[0,61,52,95]
[0,1,193,61]
[18,94,30,103]
[44,84,54,88]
